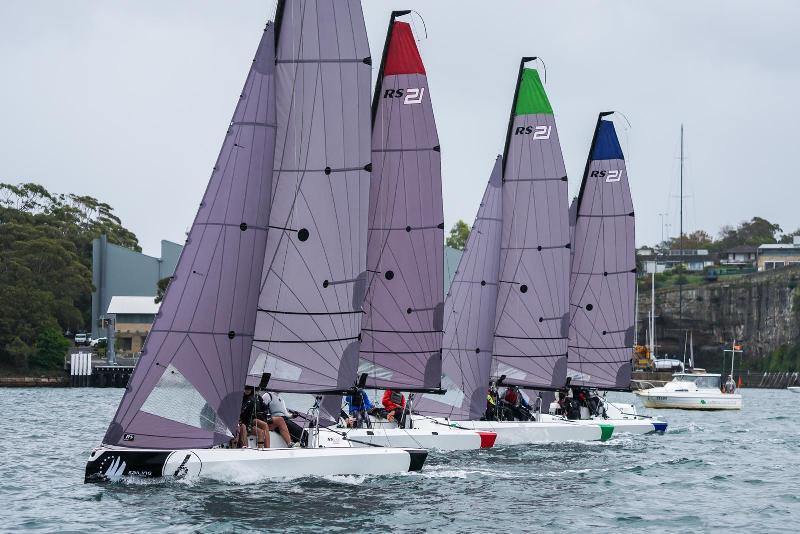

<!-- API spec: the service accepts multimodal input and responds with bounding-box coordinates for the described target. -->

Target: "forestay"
[567,116,635,390]
[493,63,571,390]
[416,157,503,420]
[360,15,444,391]
[248,1,372,416]
[103,25,277,449]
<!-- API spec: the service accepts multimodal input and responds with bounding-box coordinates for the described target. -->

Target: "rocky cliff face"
[639,266,800,367]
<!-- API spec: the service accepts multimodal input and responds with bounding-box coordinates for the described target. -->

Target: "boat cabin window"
[674,375,721,389]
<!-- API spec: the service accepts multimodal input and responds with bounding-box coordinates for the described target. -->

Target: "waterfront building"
[758,237,800,271]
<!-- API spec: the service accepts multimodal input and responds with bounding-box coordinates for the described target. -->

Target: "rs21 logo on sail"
[383,88,425,105]
[514,125,551,139]
[590,170,622,182]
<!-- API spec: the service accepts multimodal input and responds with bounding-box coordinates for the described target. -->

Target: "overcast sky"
[1,1,798,256]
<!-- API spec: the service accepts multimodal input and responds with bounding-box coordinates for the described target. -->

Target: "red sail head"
[383,21,425,76]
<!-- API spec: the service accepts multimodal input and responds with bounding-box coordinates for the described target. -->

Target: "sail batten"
[248,1,371,412]
[103,24,278,449]
[492,65,570,390]
[359,17,444,391]
[568,117,635,390]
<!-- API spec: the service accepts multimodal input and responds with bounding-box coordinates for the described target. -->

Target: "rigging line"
[363,328,442,334]
[258,308,363,316]
[256,335,360,344]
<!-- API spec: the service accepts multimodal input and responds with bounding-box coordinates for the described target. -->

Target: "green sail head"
[514,68,552,115]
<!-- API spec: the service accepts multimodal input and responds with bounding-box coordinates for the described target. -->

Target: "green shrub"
[31,327,70,369]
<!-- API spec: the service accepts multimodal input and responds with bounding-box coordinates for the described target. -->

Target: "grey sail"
[492,62,570,390]
[415,157,503,420]
[248,1,371,420]
[103,24,277,450]
[568,115,635,390]
[360,14,444,391]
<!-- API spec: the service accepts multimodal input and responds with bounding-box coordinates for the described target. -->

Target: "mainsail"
[359,13,444,391]
[248,0,372,411]
[492,60,571,390]
[103,24,277,449]
[567,115,635,390]
[416,157,503,420]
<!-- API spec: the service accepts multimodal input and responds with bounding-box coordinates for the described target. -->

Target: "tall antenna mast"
[679,124,684,323]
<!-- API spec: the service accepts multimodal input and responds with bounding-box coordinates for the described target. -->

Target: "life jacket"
[390,390,404,406]
[504,389,519,405]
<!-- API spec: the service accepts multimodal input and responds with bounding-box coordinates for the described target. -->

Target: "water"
[1,388,797,533]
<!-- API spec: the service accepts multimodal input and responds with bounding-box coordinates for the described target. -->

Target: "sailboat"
[85,1,426,483]
[414,59,614,444]
[313,11,494,451]
[543,113,667,434]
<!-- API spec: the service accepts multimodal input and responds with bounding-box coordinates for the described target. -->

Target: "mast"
[248,0,372,420]
[567,113,636,391]
[103,22,278,449]
[492,59,571,391]
[360,13,444,392]
[679,124,684,323]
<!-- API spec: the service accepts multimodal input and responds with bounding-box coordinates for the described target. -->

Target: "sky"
[1,1,798,257]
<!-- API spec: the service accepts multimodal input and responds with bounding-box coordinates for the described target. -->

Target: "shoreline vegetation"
[0,183,140,376]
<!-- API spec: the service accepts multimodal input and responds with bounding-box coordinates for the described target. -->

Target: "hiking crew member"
[382,389,407,428]
[345,388,373,428]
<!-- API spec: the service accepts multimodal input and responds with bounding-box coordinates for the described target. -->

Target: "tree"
[31,327,70,369]
[664,230,713,251]
[779,229,800,244]
[715,217,781,250]
[446,220,470,250]
[154,276,172,304]
[0,182,140,371]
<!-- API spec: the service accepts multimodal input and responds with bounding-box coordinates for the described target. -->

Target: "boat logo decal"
[514,125,551,139]
[102,456,127,480]
[590,169,622,182]
[382,88,425,105]
[123,433,135,441]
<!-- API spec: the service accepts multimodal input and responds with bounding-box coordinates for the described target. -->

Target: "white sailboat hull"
[411,418,614,444]
[635,390,742,410]
[541,402,667,435]
[84,445,426,483]
[314,424,496,451]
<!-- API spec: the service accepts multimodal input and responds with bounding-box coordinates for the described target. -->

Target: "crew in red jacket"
[382,389,406,427]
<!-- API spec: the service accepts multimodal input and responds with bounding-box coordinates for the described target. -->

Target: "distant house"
[662,249,716,272]
[758,237,800,271]
[103,296,160,354]
[719,245,758,268]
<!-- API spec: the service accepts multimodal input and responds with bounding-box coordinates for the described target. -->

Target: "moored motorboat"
[635,371,742,410]
[789,386,800,394]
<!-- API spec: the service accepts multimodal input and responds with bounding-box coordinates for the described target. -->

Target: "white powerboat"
[635,371,742,410]
[788,386,800,394]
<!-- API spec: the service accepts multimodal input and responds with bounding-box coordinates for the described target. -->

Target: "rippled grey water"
[0,388,797,532]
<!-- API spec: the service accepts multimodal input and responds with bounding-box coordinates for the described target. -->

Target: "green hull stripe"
[599,423,614,441]
[514,69,553,115]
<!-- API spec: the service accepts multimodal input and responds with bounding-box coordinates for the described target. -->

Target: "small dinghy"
[85,1,427,483]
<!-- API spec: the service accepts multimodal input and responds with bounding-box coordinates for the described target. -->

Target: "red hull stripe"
[477,431,497,448]
[384,22,425,76]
